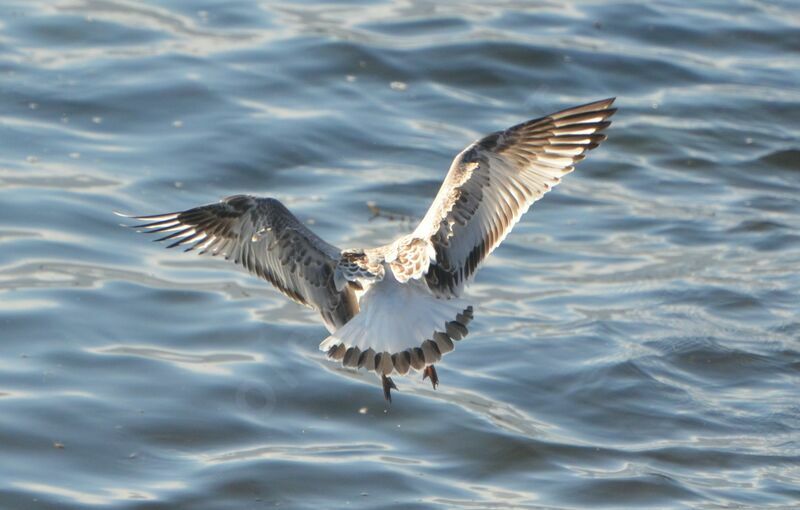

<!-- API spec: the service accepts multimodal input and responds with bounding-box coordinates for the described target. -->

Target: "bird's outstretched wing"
[413,98,616,297]
[119,195,358,331]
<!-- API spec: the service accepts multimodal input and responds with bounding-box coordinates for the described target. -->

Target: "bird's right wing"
[413,98,616,297]
[120,195,358,331]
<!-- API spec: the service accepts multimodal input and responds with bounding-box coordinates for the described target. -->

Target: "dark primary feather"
[415,98,617,297]
[125,195,358,330]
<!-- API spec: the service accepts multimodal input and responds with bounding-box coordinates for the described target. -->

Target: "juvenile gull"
[119,98,616,401]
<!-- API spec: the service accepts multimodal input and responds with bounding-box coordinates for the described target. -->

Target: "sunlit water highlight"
[0,1,798,509]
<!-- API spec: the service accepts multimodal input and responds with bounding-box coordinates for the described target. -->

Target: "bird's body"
[121,98,616,401]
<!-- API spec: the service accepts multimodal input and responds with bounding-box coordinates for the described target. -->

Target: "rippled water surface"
[1,1,799,508]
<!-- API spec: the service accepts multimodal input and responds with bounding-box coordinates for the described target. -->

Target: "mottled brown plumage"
[120,98,616,401]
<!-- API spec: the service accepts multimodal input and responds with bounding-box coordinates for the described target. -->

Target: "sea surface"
[1,1,799,509]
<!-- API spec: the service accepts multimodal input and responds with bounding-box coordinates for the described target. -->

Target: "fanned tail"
[319,275,473,376]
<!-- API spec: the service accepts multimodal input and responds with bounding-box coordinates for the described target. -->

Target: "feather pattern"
[413,98,616,297]
[319,272,472,375]
[120,99,615,387]
[121,195,358,331]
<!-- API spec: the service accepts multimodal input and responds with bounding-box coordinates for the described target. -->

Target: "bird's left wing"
[120,195,358,330]
[413,98,616,297]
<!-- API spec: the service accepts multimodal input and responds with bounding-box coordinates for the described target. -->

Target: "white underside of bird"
[319,271,470,374]
[118,97,617,400]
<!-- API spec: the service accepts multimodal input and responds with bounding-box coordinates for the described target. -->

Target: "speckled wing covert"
[119,195,358,331]
[414,97,616,298]
[119,98,617,400]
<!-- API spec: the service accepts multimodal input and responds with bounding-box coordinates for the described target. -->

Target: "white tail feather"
[320,273,467,355]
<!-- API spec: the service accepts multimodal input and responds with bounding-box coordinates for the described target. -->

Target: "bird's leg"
[381,373,398,402]
[423,365,439,390]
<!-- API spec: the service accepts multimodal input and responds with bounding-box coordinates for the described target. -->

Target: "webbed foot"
[423,365,439,390]
[381,374,398,402]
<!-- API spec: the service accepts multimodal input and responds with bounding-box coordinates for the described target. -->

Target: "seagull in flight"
[119,98,616,401]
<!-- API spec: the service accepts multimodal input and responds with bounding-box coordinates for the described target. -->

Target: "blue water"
[1,1,799,508]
